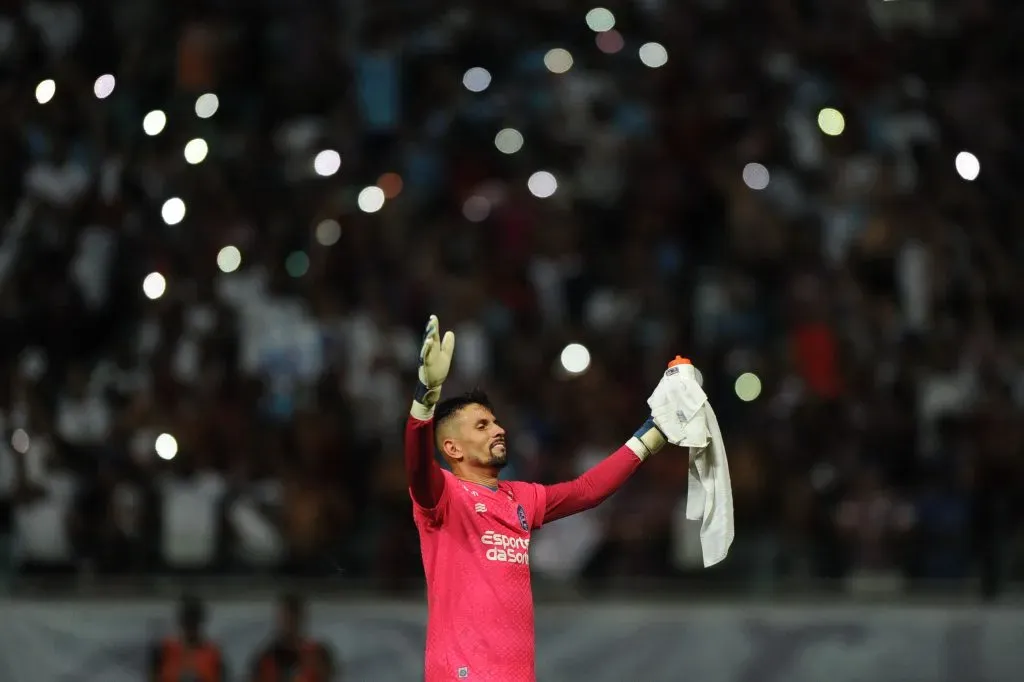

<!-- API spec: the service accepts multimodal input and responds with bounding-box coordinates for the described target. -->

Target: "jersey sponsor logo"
[480,529,530,564]
[474,502,487,514]
[517,504,529,530]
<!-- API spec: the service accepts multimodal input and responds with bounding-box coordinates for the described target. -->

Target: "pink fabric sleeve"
[404,415,447,511]
[541,445,642,524]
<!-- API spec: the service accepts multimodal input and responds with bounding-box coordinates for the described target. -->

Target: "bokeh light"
[161,197,186,225]
[955,151,980,181]
[463,196,491,223]
[284,249,307,276]
[316,219,342,246]
[560,343,592,375]
[93,75,116,99]
[142,273,166,300]
[286,251,310,277]
[817,108,845,136]
[377,173,403,198]
[314,150,341,177]
[734,372,763,402]
[596,30,624,54]
[35,79,56,104]
[742,163,770,190]
[495,128,524,154]
[358,186,386,213]
[11,429,30,454]
[155,433,178,460]
[544,48,574,74]
[527,171,558,198]
[463,67,492,93]
[639,43,668,68]
[195,93,219,119]
[143,110,167,136]
[585,8,616,32]
[217,246,242,273]
[184,138,209,165]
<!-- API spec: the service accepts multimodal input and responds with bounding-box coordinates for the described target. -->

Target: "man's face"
[449,403,507,469]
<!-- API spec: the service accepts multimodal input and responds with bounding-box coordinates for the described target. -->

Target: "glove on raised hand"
[410,314,456,420]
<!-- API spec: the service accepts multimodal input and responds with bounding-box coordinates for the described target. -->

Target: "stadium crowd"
[0,0,1021,597]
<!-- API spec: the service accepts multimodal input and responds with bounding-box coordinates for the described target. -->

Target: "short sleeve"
[510,481,547,530]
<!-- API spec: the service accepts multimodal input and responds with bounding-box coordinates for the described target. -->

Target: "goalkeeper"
[404,315,669,682]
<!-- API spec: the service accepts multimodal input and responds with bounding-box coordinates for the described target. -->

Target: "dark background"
[0,0,1021,599]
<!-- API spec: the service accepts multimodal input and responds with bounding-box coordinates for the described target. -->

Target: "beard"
[487,441,509,469]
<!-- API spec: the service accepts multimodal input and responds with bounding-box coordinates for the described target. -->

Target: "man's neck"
[455,469,500,489]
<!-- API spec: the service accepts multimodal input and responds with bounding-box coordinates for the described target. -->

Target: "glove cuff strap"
[626,418,667,461]
[411,383,441,421]
[410,400,434,421]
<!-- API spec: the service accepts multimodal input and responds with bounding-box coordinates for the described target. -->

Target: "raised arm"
[541,417,666,524]
[405,315,455,510]
[405,415,446,508]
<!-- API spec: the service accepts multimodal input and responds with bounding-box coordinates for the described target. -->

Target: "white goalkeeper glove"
[626,415,667,461]
[411,314,456,420]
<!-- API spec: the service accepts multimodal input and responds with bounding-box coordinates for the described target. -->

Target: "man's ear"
[441,437,462,462]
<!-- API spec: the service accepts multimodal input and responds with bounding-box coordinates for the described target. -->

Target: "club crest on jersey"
[517,504,528,531]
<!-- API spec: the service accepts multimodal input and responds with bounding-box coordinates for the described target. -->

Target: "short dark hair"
[435,389,493,431]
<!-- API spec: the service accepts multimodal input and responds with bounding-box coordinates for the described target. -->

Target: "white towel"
[648,362,735,567]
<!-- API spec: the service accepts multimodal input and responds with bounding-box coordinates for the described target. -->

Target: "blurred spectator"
[835,467,915,593]
[158,449,227,573]
[149,594,227,682]
[0,0,1022,599]
[249,594,338,682]
[11,433,77,574]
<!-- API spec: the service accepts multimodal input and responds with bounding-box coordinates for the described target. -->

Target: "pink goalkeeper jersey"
[404,413,645,681]
[413,468,546,681]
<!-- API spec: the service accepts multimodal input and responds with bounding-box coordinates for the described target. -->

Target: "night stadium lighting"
[161,197,186,225]
[357,186,386,213]
[155,433,178,460]
[639,42,668,68]
[143,110,167,136]
[495,128,524,154]
[955,151,980,181]
[217,246,242,273]
[817,108,845,136]
[544,48,574,74]
[527,171,558,198]
[742,163,770,190]
[184,138,209,164]
[35,79,56,104]
[585,8,616,32]
[93,75,116,99]
[560,343,592,374]
[195,93,219,119]
[314,150,341,177]
[315,219,342,246]
[463,67,492,92]
[142,272,167,300]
